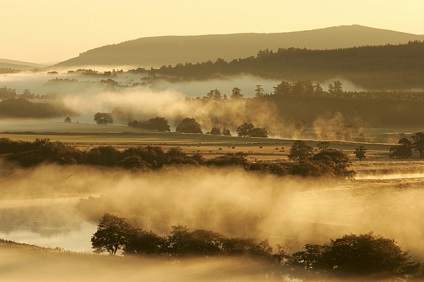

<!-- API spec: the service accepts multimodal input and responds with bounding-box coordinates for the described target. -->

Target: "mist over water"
[1,162,424,260]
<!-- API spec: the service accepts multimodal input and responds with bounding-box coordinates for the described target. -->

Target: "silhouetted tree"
[91,214,134,255]
[249,127,268,138]
[230,87,243,100]
[64,116,72,123]
[94,112,113,124]
[354,146,367,160]
[289,140,314,161]
[209,127,221,135]
[176,118,202,133]
[236,123,254,137]
[411,132,424,158]
[289,233,419,279]
[222,128,231,136]
[255,85,265,98]
[390,138,412,159]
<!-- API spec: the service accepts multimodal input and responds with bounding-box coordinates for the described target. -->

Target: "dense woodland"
[91,214,423,281]
[150,41,424,89]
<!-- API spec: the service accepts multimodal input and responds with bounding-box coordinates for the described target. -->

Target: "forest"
[150,41,424,89]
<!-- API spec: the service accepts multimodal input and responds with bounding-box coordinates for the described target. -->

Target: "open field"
[0,121,404,161]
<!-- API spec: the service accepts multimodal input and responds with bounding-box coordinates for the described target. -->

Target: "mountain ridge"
[55,25,424,68]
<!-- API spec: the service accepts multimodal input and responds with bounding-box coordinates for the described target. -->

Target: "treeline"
[0,87,55,101]
[150,41,424,89]
[390,132,424,159]
[91,214,423,280]
[0,98,74,118]
[182,81,424,128]
[0,138,354,178]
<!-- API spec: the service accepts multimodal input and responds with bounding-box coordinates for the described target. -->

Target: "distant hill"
[0,59,45,70]
[56,25,424,68]
[151,41,424,90]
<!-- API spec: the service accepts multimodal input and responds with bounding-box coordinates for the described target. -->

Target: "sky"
[1,0,424,64]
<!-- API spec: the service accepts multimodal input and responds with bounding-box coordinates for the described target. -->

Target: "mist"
[2,161,424,259]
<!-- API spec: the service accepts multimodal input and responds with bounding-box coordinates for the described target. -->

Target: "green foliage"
[176,118,202,134]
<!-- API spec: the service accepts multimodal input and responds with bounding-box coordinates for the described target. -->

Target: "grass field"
[0,120,400,162]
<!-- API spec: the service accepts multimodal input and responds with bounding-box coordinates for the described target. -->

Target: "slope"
[56,25,424,68]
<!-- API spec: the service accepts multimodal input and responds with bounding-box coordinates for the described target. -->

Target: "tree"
[236,123,254,137]
[144,117,170,131]
[176,118,202,133]
[255,85,265,98]
[312,149,355,178]
[64,116,72,123]
[390,138,412,159]
[91,214,134,255]
[289,140,314,161]
[209,127,221,135]
[411,132,424,158]
[354,146,367,160]
[249,127,268,138]
[94,112,113,124]
[289,233,420,279]
[222,128,231,136]
[328,80,343,95]
[231,87,243,100]
[125,229,166,255]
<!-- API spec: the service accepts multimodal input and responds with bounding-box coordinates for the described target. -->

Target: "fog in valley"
[1,162,424,256]
[0,71,381,141]
[2,66,424,281]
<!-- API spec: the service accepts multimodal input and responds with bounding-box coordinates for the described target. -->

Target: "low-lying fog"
[2,162,424,260]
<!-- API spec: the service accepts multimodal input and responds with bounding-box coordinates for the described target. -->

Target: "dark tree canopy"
[411,132,424,158]
[354,146,367,160]
[390,137,412,159]
[209,127,221,135]
[176,118,202,134]
[236,123,254,137]
[128,117,170,132]
[91,214,135,255]
[94,112,113,124]
[289,140,314,161]
[289,233,419,279]
[236,123,268,138]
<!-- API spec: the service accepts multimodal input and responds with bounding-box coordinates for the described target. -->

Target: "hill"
[55,25,424,68]
[151,41,424,90]
[0,59,45,70]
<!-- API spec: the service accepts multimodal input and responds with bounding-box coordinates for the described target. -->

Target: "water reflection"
[0,197,96,252]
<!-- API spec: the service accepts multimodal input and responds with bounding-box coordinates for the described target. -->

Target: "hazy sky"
[2,0,423,63]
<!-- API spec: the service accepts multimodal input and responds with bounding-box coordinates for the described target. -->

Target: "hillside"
[151,41,424,90]
[0,59,45,70]
[55,25,424,68]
